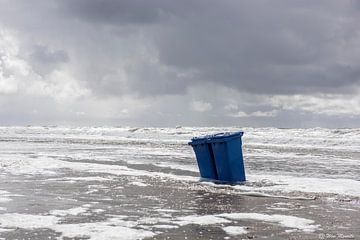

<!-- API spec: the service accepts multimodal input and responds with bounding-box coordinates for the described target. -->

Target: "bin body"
[189,132,245,183]
[209,133,245,182]
[188,138,218,180]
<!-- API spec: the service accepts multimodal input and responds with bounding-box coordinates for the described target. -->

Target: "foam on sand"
[129,181,148,187]
[52,221,155,240]
[176,215,231,226]
[173,212,319,233]
[236,175,360,198]
[0,190,21,203]
[222,226,248,236]
[47,176,114,182]
[0,207,320,238]
[0,213,58,229]
[3,155,359,200]
[219,213,320,232]
[0,197,11,203]
[152,224,179,229]
[50,206,89,217]
[0,157,198,182]
[0,213,155,240]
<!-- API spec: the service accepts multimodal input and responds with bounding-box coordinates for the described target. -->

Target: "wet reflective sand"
[0,126,359,239]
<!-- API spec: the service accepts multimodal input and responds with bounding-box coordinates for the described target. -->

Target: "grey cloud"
[30,45,68,64]
[52,0,360,96]
[124,60,191,96]
[58,0,186,26]
[60,0,163,25]
[152,1,360,94]
[27,45,69,75]
[1,0,360,127]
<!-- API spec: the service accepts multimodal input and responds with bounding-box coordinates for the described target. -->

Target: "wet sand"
[0,163,359,240]
[1,126,359,239]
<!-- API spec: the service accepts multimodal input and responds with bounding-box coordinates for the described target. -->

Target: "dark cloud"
[58,0,201,26]
[51,0,360,95]
[59,0,165,25]
[151,1,360,94]
[1,0,360,126]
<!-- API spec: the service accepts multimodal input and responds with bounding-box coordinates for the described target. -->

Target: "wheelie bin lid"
[207,131,243,143]
[188,135,209,145]
[188,131,243,145]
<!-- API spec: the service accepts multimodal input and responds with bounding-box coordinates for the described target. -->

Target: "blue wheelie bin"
[188,135,218,180]
[208,132,245,182]
[189,132,245,183]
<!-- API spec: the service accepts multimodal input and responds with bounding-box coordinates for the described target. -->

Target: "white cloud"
[251,110,278,117]
[229,111,249,118]
[190,100,212,112]
[120,109,129,114]
[32,70,90,102]
[224,103,238,111]
[269,93,360,116]
[0,75,17,94]
[0,29,26,94]
[229,110,278,118]
[0,28,90,102]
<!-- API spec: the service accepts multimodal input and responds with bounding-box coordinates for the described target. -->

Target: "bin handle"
[213,132,225,136]
[206,132,224,140]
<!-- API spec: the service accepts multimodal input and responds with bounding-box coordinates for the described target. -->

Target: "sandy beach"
[0,126,359,239]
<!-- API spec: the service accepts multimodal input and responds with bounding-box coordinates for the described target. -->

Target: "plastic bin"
[188,132,245,183]
[188,136,218,179]
[208,132,245,182]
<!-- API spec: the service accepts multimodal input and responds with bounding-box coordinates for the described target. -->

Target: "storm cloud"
[0,0,360,127]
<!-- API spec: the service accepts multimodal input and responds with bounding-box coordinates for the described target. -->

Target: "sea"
[0,126,359,239]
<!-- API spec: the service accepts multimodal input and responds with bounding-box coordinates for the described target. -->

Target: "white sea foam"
[219,213,320,232]
[48,176,114,182]
[152,224,179,229]
[222,226,248,235]
[130,181,148,187]
[53,221,155,240]
[0,197,11,203]
[0,191,19,203]
[1,126,360,200]
[0,156,198,182]
[176,215,231,226]
[155,209,180,213]
[0,205,320,237]
[0,213,154,240]
[170,212,319,233]
[50,206,89,216]
[2,153,360,198]
[92,209,106,214]
[236,175,360,197]
[155,162,198,172]
[0,213,59,229]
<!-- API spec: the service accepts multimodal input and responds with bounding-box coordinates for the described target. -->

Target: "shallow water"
[0,126,359,239]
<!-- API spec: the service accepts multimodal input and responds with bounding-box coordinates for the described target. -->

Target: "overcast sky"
[1,0,360,127]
